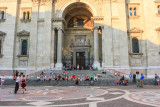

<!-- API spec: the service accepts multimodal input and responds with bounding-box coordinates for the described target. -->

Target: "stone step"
[4,79,155,86]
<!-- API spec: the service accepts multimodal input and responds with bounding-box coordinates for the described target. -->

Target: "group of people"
[64,64,94,71]
[117,73,145,87]
[14,71,27,94]
[36,71,99,82]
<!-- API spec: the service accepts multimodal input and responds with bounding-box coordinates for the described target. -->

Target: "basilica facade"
[0,0,160,75]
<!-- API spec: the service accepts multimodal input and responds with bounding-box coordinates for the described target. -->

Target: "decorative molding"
[0,19,6,23]
[127,3,140,5]
[32,0,56,5]
[17,55,29,57]
[156,13,160,17]
[17,30,30,36]
[128,27,143,33]
[155,0,160,3]
[129,16,140,19]
[0,31,6,36]
[38,18,44,22]
[52,18,66,23]
[156,27,160,31]
[0,54,3,58]
[91,16,104,21]
[20,19,31,23]
[65,28,93,31]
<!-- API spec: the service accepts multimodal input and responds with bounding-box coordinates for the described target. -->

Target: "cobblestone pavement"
[0,85,160,107]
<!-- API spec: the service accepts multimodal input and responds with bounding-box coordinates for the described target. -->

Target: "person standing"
[156,74,159,86]
[14,75,21,94]
[129,73,132,82]
[1,75,5,89]
[140,73,144,88]
[21,75,26,94]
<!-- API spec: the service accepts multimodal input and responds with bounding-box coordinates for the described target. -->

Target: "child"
[117,79,119,84]
[137,80,140,87]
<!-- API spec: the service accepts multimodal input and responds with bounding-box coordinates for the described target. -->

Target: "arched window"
[134,8,136,16]
[1,11,4,19]
[130,8,132,16]
[21,40,28,55]
[158,5,160,14]
[132,37,139,53]
[0,40,2,55]
[27,12,30,19]
[23,12,26,19]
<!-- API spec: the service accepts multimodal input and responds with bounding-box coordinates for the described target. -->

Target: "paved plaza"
[0,85,160,107]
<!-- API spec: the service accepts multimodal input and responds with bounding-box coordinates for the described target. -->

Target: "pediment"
[155,27,160,31]
[17,30,30,36]
[0,31,6,36]
[128,27,143,33]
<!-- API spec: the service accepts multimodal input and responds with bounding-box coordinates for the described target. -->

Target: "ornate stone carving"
[20,19,31,23]
[156,27,160,31]
[32,0,56,5]
[17,30,30,36]
[91,16,104,21]
[65,28,93,31]
[128,27,143,33]
[0,31,6,36]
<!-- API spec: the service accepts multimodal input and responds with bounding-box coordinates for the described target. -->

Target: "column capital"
[94,26,99,29]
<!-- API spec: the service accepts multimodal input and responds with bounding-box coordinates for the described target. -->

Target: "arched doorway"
[54,2,103,70]
[62,2,94,70]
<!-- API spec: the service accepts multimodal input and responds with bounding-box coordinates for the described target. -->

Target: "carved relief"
[128,27,143,33]
[17,30,30,36]
[19,60,28,66]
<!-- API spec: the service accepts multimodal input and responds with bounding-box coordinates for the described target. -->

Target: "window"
[134,8,136,16]
[132,37,139,53]
[0,11,4,19]
[0,7,7,22]
[27,12,30,19]
[21,40,28,55]
[23,12,26,19]
[128,3,140,19]
[158,5,160,14]
[130,8,132,16]
[0,39,2,55]
[21,8,32,23]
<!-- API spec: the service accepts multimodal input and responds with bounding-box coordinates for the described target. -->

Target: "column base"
[93,62,100,70]
[102,62,105,68]
[55,63,63,70]
[50,63,54,70]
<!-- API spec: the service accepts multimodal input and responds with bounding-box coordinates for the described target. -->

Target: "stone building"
[0,0,160,76]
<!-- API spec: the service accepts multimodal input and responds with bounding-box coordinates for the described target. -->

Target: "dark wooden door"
[76,52,85,70]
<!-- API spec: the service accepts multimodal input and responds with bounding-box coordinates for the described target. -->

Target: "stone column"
[50,29,55,70]
[101,26,105,68]
[93,26,100,69]
[55,28,63,70]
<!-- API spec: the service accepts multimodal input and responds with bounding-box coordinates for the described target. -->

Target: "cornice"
[0,31,6,36]
[154,0,160,3]
[52,18,66,24]
[17,30,30,36]
[91,16,104,21]
[156,27,160,31]
[32,0,56,5]
[65,28,93,31]
[128,27,143,33]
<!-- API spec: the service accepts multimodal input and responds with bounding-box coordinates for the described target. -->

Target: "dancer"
[21,75,26,94]
[14,75,21,94]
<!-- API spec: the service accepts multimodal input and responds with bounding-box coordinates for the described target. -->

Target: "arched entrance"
[54,2,103,70]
